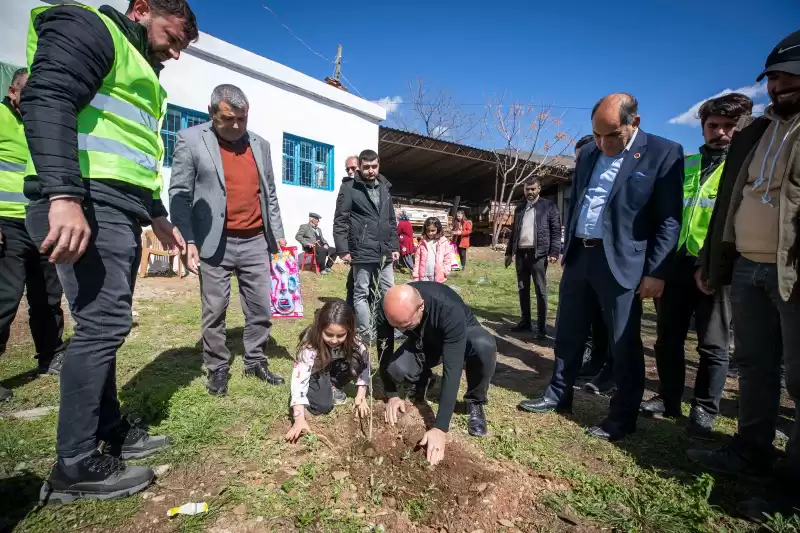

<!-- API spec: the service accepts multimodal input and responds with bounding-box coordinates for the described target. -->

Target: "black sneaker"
[640,395,681,418]
[510,321,533,333]
[207,368,230,396]
[467,403,488,437]
[0,384,11,401]
[686,442,772,483]
[686,406,716,440]
[244,361,285,385]
[102,415,171,460]
[38,352,64,375]
[332,386,347,406]
[40,449,154,504]
[534,327,547,340]
[584,368,616,396]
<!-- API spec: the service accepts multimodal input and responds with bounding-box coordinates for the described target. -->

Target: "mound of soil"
[295,401,577,533]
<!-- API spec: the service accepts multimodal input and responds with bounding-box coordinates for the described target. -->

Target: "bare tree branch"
[483,94,574,247]
[388,78,478,144]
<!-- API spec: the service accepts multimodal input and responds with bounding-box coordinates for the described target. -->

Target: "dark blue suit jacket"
[563,130,684,290]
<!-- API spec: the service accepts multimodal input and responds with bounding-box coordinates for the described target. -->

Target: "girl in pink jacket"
[413,217,453,283]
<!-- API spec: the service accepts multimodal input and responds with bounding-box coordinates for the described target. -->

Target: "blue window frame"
[160,104,209,167]
[282,134,334,191]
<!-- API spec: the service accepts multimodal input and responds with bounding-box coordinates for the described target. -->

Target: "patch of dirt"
[276,403,589,533]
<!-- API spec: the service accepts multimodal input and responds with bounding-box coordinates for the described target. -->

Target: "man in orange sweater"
[170,84,287,396]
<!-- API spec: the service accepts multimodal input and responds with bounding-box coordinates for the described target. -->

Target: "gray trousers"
[731,257,800,474]
[199,232,273,372]
[352,262,394,338]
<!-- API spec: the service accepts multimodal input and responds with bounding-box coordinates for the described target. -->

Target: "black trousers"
[26,202,141,458]
[515,250,548,331]
[547,245,644,430]
[584,302,610,367]
[653,253,730,415]
[458,247,467,270]
[384,325,497,404]
[307,244,335,270]
[302,359,359,416]
[0,216,66,362]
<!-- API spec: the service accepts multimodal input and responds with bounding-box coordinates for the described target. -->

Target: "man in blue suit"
[518,93,684,441]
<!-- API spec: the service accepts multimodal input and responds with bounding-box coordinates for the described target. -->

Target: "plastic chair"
[300,246,320,274]
[138,229,183,278]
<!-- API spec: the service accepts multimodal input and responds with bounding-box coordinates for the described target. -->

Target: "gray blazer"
[296,223,328,248]
[168,122,285,259]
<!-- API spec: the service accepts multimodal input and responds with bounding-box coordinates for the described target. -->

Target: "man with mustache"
[690,29,800,521]
[641,93,752,438]
[20,0,197,502]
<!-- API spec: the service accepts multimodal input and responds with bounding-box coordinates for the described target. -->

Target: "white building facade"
[0,0,386,251]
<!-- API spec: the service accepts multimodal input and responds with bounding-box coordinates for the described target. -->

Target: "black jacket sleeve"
[506,205,519,257]
[435,306,468,431]
[20,6,115,199]
[548,201,561,257]
[332,183,352,256]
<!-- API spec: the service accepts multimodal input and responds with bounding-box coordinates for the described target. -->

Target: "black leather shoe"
[207,368,229,396]
[518,394,571,414]
[686,443,772,482]
[38,352,64,376]
[102,415,171,460]
[510,321,533,333]
[640,395,681,418]
[244,362,285,385]
[467,403,488,437]
[0,384,12,401]
[587,420,634,442]
[40,449,153,504]
[686,406,715,440]
[534,327,547,340]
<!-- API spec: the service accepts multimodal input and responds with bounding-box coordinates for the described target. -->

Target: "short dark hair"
[10,68,27,89]
[523,177,541,186]
[697,93,753,126]
[574,134,594,151]
[359,149,379,163]
[128,0,199,43]
[591,93,638,126]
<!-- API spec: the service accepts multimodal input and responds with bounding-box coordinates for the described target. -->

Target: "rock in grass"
[153,464,171,478]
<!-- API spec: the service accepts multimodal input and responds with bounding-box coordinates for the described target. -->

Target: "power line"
[260,4,331,63]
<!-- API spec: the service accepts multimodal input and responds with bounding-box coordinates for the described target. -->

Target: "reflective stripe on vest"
[676,154,725,256]
[0,102,29,219]
[26,4,167,198]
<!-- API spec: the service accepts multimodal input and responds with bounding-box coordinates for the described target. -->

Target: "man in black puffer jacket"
[504,177,561,339]
[333,149,399,340]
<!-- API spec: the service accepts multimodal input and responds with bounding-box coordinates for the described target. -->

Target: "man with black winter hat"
[20,0,198,503]
[689,29,800,522]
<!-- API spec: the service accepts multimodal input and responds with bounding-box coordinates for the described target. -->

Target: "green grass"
[0,250,783,532]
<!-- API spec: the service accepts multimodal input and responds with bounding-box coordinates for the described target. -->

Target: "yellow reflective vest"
[26,4,168,199]
[676,153,725,257]
[0,101,29,219]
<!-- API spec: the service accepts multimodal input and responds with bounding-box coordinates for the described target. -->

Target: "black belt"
[577,238,602,248]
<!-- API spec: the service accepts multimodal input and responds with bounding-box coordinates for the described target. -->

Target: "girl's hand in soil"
[285,418,311,443]
[419,428,446,466]
[385,397,407,426]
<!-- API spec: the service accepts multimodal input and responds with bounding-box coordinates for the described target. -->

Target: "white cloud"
[668,83,768,127]
[374,96,403,115]
[752,103,767,114]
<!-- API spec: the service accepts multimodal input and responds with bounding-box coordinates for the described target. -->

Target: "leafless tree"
[483,94,574,247]
[392,78,478,144]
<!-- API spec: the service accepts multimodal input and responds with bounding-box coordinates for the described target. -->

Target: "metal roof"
[378,126,574,205]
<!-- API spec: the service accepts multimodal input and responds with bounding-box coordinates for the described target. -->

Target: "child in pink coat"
[412,217,452,283]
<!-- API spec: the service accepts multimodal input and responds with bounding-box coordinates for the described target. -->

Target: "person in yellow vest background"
[19,0,197,503]
[640,93,753,437]
[0,68,67,401]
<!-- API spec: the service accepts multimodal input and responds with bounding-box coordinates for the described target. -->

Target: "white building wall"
[0,0,386,252]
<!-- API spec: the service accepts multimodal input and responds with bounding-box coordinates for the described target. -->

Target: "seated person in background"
[286,300,371,442]
[413,217,452,283]
[377,282,497,466]
[296,212,335,274]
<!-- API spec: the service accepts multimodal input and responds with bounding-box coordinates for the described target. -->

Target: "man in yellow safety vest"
[0,68,67,400]
[640,93,753,437]
[20,0,197,503]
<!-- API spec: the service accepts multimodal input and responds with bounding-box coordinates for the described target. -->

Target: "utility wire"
[260,4,331,63]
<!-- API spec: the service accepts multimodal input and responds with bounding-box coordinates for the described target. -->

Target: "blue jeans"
[731,258,800,472]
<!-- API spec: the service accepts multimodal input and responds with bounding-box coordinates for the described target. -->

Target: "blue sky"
[186,0,798,153]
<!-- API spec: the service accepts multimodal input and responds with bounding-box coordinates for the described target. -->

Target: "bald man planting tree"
[376,282,497,465]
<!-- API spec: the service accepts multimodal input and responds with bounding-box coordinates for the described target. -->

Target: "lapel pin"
[633,153,641,159]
